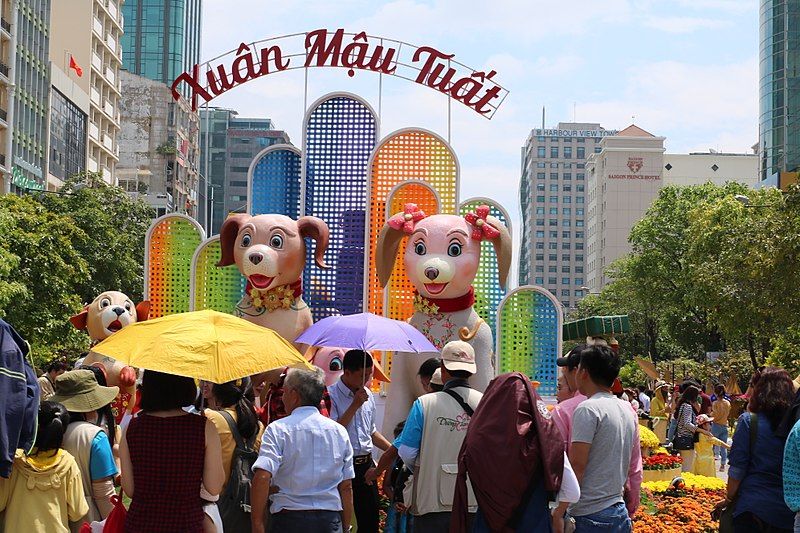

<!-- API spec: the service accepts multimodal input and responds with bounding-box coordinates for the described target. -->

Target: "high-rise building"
[49,0,123,186]
[585,125,665,292]
[518,122,616,308]
[199,108,291,235]
[10,0,51,192]
[759,0,800,189]
[0,0,16,193]
[117,70,200,218]
[121,0,202,88]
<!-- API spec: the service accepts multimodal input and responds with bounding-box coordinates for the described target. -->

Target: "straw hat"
[50,369,119,413]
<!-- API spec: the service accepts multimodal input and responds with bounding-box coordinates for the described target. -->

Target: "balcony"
[102,166,112,184]
[87,157,98,172]
[0,107,6,123]
[91,52,102,71]
[0,62,8,78]
[106,35,116,54]
[0,153,5,169]
[89,122,99,141]
[0,18,10,35]
[90,87,100,106]
[104,66,115,85]
[92,16,103,37]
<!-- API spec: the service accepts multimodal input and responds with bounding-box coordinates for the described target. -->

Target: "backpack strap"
[442,389,474,417]
[219,409,256,450]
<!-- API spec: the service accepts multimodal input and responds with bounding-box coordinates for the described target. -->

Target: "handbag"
[102,494,128,533]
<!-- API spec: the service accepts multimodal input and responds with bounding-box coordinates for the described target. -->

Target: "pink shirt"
[553,391,642,517]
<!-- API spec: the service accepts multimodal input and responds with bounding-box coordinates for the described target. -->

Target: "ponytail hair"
[212,377,258,441]
[36,401,70,452]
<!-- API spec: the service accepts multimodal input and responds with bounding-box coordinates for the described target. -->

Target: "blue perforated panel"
[250,147,302,217]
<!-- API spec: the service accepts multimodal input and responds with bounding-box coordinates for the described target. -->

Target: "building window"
[562,254,571,261]
[547,207,556,215]
[537,135,545,141]
[549,265,557,272]
[549,230,558,238]
[577,184,585,192]
[229,180,247,187]
[577,163,585,169]
[549,183,558,192]
[561,289,570,297]
[562,265,571,273]
[48,89,87,181]
[536,242,545,249]
[537,195,545,202]
[535,230,545,238]
[537,172,546,180]
[230,152,251,158]
[563,184,572,192]
[548,277,557,285]
[577,138,585,143]
[576,220,585,227]
[549,242,558,250]
[549,254,557,261]
[538,147,546,157]
[536,207,545,214]
[549,219,558,226]
[575,290,584,297]
[575,278,584,285]
[535,277,544,284]
[594,146,601,153]
[563,197,572,204]
[536,253,545,261]
[576,208,584,216]
[577,146,585,159]
[537,183,545,191]
[562,219,571,227]
[537,162,546,168]
[564,146,572,159]
[576,197,585,204]
[230,166,249,173]
[549,196,558,203]
[536,219,544,226]
[550,172,558,180]
[550,146,558,158]
[577,173,585,180]
[562,230,571,238]
[576,254,584,262]
[576,266,584,273]
[564,173,572,181]
[535,265,544,272]
[576,242,584,250]
[563,242,571,249]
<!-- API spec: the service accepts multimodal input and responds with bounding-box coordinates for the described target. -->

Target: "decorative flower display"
[643,472,726,492]
[639,425,661,449]
[643,454,682,471]
[633,488,724,533]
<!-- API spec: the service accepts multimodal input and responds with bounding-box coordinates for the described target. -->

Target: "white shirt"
[639,392,650,412]
[558,452,581,504]
[328,379,376,456]
[253,406,355,513]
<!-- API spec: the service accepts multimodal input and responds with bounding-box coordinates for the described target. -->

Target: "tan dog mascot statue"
[216,213,329,351]
[377,203,511,435]
[70,291,150,423]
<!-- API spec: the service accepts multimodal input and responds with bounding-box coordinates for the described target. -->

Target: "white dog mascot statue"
[376,203,511,435]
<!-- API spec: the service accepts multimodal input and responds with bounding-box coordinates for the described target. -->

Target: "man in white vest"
[393,340,484,532]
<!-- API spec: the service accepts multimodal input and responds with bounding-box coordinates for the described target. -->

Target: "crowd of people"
[2,334,799,532]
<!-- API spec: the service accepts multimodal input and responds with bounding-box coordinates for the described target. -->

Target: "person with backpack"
[205,377,264,532]
[392,340,484,532]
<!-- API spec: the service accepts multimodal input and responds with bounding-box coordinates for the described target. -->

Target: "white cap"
[441,340,476,373]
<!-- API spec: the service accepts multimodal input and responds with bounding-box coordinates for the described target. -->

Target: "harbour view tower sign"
[170,28,509,119]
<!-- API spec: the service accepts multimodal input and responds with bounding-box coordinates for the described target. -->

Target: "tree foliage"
[0,174,153,368]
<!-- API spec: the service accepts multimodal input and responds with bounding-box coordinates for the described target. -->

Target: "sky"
[200,0,758,240]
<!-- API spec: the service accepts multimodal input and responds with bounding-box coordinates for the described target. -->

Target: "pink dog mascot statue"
[377,203,511,434]
[70,291,150,424]
[305,346,391,387]
[217,214,329,353]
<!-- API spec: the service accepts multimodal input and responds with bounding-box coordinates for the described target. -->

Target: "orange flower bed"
[633,488,724,532]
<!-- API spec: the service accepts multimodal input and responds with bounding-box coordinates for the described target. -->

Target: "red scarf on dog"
[413,286,475,314]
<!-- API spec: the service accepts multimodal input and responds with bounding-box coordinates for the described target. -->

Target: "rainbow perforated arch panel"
[190,237,246,313]
[458,198,511,340]
[496,286,562,396]
[365,129,459,317]
[144,214,206,318]
[302,93,378,320]
[248,145,302,217]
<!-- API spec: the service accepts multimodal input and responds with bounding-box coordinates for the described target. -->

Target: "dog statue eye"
[329,358,343,372]
[100,298,111,309]
[240,234,252,247]
[124,302,132,312]
[448,242,463,257]
[270,235,284,249]
[414,241,426,255]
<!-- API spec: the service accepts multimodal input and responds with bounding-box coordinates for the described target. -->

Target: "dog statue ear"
[376,223,405,288]
[216,214,250,267]
[135,301,151,322]
[297,216,330,269]
[69,307,89,331]
[486,215,512,289]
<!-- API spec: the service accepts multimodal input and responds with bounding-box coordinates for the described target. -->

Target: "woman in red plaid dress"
[120,371,224,532]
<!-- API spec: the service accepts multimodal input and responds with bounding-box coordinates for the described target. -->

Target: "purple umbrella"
[295,312,438,353]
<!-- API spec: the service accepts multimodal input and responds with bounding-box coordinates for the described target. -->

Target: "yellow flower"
[643,472,726,493]
[639,425,660,448]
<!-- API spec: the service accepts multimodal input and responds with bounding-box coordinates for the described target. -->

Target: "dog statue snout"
[112,307,125,317]
[249,252,264,265]
[424,267,439,281]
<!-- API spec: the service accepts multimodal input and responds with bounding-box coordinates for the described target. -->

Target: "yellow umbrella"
[92,310,312,383]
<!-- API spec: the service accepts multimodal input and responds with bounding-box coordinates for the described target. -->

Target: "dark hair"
[447,369,473,380]
[82,365,117,446]
[417,358,441,379]
[749,367,794,430]
[678,385,700,410]
[431,382,444,392]
[715,384,726,396]
[45,360,69,374]
[36,401,70,452]
[577,345,620,387]
[393,420,406,438]
[343,350,373,372]
[140,370,198,412]
[212,378,259,441]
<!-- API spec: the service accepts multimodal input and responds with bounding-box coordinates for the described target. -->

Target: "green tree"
[0,194,90,365]
[686,186,800,369]
[38,172,154,303]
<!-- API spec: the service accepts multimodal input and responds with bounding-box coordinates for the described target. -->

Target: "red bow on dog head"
[388,203,426,234]
[464,205,500,241]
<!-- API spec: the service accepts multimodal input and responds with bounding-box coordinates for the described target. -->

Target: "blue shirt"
[728,412,794,529]
[89,431,117,480]
[253,406,354,513]
[784,418,800,512]
[393,399,424,466]
[328,380,376,456]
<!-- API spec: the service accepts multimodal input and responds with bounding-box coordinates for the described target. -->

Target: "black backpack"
[218,410,258,533]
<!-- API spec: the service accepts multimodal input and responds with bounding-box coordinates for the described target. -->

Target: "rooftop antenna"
[542,106,545,131]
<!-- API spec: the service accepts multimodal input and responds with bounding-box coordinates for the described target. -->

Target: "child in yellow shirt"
[693,414,730,478]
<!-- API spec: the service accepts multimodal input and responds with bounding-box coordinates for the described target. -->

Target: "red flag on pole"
[69,55,83,77]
